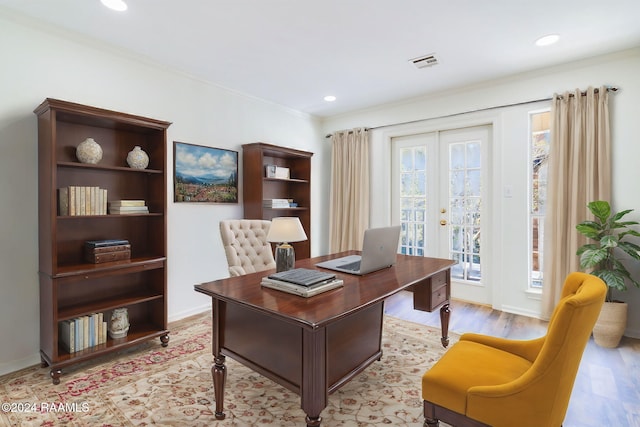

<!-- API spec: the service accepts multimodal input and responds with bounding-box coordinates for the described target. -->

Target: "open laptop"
[316,225,401,275]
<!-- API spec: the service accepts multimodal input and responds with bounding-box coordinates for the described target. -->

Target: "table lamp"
[266,217,308,272]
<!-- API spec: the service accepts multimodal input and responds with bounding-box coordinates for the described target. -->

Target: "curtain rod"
[325,86,618,138]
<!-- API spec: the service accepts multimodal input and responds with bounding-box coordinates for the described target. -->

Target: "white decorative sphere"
[76,138,103,164]
[126,146,149,169]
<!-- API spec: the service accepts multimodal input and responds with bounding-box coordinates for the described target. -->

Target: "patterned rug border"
[1,312,457,427]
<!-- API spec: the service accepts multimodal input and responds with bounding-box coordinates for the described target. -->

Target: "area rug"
[0,312,457,426]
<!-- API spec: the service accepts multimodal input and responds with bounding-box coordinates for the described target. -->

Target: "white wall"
[322,48,640,337]
[2,11,638,377]
[0,14,329,375]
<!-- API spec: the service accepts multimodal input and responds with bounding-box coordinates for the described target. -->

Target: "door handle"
[440,219,447,226]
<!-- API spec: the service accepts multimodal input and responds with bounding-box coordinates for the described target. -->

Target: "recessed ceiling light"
[101,0,127,12]
[324,95,337,102]
[535,34,559,47]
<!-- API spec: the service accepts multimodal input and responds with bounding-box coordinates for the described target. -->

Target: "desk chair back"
[219,219,275,277]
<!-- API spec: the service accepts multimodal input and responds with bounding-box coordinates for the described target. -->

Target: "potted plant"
[576,200,640,347]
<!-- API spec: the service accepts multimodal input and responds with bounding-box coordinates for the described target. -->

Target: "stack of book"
[108,200,149,215]
[58,186,108,216]
[84,239,131,264]
[261,268,343,297]
[263,198,291,208]
[58,312,108,353]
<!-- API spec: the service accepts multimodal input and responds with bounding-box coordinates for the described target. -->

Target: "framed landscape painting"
[173,141,238,203]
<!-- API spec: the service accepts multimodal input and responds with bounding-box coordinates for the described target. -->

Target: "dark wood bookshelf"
[242,142,313,259]
[35,98,171,384]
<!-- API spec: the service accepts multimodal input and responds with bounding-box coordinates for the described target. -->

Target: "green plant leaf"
[588,200,611,223]
[579,248,608,269]
[611,209,634,222]
[576,200,640,292]
[576,243,598,256]
[600,235,618,248]
[576,223,603,239]
[595,269,627,291]
[611,220,640,230]
[618,229,640,239]
[619,241,640,260]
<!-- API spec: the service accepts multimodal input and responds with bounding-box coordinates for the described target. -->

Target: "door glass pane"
[448,141,482,283]
[399,146,429,256]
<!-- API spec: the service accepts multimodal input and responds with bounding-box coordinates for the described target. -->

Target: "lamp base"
[274,243,295,272]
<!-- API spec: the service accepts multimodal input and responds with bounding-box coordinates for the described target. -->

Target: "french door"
[391,125,491,304]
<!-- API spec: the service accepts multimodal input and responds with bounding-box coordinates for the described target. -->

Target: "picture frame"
[173,141,238,203]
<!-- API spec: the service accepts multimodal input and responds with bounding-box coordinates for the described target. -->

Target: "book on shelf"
[84,240,131,263]
[58,188,69,216]
[263,198,291,208]
[58,319,75,353]
[61,312,107,353]
[109,206,149,215]
[85,239,130,248]
[58,186,108,216]
[109,200,146,207]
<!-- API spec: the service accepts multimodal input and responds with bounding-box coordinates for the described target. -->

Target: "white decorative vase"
[593,301,627,348]
[76,138,103,164]
[109,308,130,339]
[126,146,149,169]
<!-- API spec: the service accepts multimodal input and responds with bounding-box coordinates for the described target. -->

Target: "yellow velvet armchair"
[421,272,606,427]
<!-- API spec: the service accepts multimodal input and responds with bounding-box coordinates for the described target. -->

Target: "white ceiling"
[2,0,640,117]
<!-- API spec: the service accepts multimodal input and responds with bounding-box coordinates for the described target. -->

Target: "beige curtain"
[541,86,611,318]
[329,128,370,252]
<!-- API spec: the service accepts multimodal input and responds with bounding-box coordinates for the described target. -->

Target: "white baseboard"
[624,326,640,339]
[499,304,543,320]
[0,354,42,377]
[168,303,211,323]
[503,305,640,339]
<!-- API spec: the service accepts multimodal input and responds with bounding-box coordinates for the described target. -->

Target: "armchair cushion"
[422,339,532,414]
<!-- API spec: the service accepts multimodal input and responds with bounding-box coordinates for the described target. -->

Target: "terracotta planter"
[592,301,628,348]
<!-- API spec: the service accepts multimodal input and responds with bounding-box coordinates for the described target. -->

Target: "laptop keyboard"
[339,261,361,271]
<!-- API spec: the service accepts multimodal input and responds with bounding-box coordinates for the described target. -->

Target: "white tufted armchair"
[219,219,276,277]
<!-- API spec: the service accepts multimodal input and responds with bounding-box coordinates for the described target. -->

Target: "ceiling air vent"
[410,54,439,69]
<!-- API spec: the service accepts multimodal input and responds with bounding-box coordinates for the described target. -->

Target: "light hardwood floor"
[384,291,640,427]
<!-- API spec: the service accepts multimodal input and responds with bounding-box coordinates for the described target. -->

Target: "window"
[529,110,550,289]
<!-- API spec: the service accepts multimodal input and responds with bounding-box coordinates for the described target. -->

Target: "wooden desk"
[194,252,455,427]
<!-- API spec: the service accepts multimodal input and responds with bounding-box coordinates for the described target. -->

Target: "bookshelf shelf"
[57,212,163,219]
[35,98,171,384]
[264,177,309,184]
[54,323,167,365]
[57,161,163,174]
[58,290,165,320]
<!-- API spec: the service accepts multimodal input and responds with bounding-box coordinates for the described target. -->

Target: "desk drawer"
[412,270,450,312]
[431,281,448,308]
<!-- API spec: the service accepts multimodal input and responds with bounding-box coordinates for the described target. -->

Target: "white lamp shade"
[267,217,307,243]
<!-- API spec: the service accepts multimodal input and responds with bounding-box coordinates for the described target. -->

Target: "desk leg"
[439,303,451,348]
[305,415,322,427]
[212,354,227,420]
[302,327,327,427]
